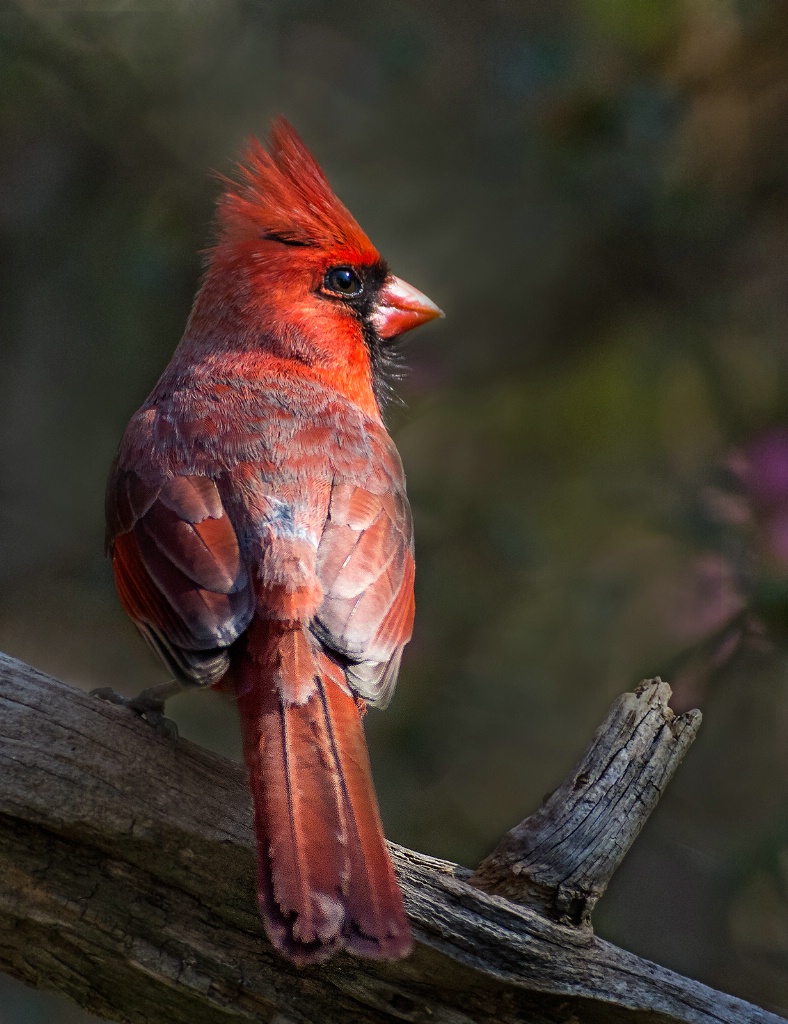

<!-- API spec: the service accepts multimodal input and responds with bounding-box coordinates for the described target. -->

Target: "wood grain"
[0,653,780,1024]
[470,679,702,924]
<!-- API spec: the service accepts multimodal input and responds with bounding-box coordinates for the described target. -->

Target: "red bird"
[104,119,442,964]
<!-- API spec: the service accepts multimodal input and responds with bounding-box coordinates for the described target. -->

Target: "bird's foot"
[90,681,182,739]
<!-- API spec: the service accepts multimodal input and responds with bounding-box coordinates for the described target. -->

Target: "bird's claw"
[90,686,179,739]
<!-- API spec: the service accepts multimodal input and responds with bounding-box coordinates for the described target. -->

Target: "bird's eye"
[323,267,363,298]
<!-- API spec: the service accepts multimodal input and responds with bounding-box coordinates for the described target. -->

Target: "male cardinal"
[104,119,442,964]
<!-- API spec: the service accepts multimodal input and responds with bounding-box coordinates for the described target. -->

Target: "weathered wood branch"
[0,652,781,1024]
[470,679,702,924]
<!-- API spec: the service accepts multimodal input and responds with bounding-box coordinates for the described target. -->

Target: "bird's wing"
[312,432,415,709]
[106,383,413,701]
[107,467,254,686]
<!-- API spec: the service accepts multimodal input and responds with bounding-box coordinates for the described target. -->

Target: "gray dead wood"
[0,652,781,1024]
[470,679,702,925]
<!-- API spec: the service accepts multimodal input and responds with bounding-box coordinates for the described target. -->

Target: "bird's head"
[188,118,442,416]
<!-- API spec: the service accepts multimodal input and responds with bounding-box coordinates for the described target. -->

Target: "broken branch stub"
[469,679,702,926]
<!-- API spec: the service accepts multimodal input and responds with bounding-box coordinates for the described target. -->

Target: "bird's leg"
[91,679,184,738]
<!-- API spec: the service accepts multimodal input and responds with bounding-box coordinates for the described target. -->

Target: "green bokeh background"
[1,0,787,1019]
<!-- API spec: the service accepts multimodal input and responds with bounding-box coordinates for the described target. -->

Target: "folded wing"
[107,470,254,685]
[313,475,415,707]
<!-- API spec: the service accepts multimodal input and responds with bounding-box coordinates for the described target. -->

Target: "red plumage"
[105,119,441,963]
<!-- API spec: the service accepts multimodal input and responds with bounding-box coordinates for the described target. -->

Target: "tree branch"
[469,679,702,924]
[0,653,781,1024]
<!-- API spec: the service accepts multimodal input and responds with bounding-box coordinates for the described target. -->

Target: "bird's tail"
[233,621,412,964]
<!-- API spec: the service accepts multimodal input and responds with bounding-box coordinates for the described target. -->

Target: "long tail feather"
[316,653,411,957]
[235,623,411,964]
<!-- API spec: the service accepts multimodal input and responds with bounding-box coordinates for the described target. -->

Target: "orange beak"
[372,274,444,340]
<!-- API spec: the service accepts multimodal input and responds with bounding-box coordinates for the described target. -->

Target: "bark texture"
[0,653,781,1024]
[470,679,701,924]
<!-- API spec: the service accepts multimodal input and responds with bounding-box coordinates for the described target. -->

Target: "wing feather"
[108,470,253,685]
[313,462,414,707]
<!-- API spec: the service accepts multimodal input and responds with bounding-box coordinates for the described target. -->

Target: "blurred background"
[1,0,788,1019]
